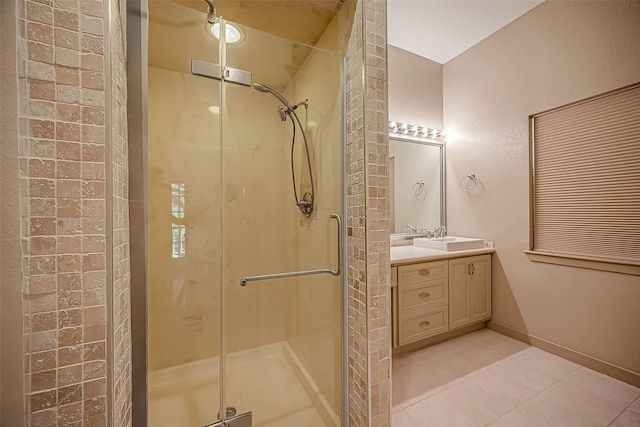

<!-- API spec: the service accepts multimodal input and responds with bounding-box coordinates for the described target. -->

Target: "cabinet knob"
[419,321,431,328]
[419,269,430,276]
[418,292,430,299]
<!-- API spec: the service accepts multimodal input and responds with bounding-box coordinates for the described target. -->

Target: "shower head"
[204,0,216,24]
[253,83,292,110]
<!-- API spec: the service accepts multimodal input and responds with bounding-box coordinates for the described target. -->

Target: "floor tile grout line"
[485,351,584,420]
[396,346,533,409]
[514,366,631,427]
[401,348,540,426]
[478,368,589,427]
[630,396,640,415]
[606,394,640,426]
[393,331,639,427]
[405,349,585,426]
[562,368,640,410]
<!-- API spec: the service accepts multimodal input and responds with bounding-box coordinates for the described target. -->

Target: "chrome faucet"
[434,225,446,238]
[406,224,418,234]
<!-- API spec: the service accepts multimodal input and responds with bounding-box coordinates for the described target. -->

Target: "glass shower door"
[146,5,344,425]
[146,2,224,426]
[220,20,344,427]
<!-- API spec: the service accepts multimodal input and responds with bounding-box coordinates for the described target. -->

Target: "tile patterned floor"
[392,329,640,426]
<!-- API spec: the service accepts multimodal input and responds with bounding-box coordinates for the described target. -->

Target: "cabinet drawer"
[398,278,448,314]
[398,306,449,345]
[398,260,448,284]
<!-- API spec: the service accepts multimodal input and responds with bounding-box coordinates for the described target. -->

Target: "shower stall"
[128,1,348,426]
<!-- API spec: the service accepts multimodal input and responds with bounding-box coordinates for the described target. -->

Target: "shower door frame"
[126,3,349,426]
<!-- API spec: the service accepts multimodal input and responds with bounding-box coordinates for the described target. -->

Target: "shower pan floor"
[148,342,332,427]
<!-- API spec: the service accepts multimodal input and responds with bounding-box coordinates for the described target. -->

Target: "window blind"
[531,83,640,263]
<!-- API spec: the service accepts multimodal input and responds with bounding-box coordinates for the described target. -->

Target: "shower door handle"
[240,213,343,287]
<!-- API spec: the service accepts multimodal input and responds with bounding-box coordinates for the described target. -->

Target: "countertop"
[391,242,495,266]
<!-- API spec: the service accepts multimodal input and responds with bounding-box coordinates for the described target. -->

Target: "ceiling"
[168,0,543,64]
[387,0,544,64]
[172,0,348,46]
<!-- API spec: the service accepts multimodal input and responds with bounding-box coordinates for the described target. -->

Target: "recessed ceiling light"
[209,22,243,44]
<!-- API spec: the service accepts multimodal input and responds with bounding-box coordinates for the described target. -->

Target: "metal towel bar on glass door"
[239,213,343,287]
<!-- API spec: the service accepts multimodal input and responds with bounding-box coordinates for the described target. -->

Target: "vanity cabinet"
[392,254,491,348]
[449,255,492,330]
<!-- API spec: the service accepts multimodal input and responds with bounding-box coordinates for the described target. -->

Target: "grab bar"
[240,213,343,287]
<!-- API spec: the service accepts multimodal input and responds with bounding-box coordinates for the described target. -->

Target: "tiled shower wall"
[345,0,368,423]
[8,0,385,425]
[13,0,130,424]
[107,0,132,425]
[346,0,390,426]
[363,0,391,424]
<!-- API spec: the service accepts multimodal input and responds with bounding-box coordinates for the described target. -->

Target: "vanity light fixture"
[389,120,444,141]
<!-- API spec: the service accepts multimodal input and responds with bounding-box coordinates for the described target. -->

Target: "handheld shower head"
[253,83,292,110]
[252,83,269,93]
[253,82,315,216]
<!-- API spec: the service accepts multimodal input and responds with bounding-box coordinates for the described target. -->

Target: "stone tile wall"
[9,0,384,424]
[14,0,130,424]
[346,0,390,425]
[107,1,131,426]
[346,0,368,425]
[363,0,391,425]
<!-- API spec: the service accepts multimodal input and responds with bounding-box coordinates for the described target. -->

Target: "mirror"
[389,135,445,236]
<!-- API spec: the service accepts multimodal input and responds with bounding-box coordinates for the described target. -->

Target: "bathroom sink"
[413,236,485,251]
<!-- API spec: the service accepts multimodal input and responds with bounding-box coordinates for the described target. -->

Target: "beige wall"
[388,45,443,130]
[443,1,640,381]
[283,9,346,416]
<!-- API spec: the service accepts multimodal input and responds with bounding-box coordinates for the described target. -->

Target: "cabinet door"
[470,254,491,322]
[449,255,492,329]
[449,257,471,329]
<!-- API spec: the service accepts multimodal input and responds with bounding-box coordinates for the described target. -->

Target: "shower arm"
[239,213,342,287]
[204,0,216,23]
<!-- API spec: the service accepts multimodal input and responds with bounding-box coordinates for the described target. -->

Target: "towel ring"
[459,173,477,192]
[412,180,425,196]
